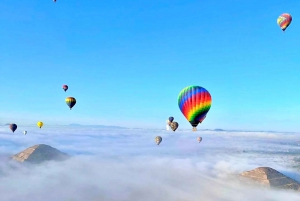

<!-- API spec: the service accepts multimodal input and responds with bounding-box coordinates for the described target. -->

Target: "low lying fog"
[0,126,300,201]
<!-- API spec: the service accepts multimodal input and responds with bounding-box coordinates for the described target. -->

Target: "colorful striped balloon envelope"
[277,13,292,32]
[65,97,76,110]
[178,86,212,131]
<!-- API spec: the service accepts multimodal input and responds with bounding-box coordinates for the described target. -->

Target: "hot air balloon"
[168,117,174,123]
[37,121,43,129]
[9,124,17,133]
[23,131,27,135]
[66,97,76,110]
[197,137,202,143]
[155,136,162,145]
[166,119,170,130]
[62,85,68,92]
[53,0,57,2]
[178,86,212,131]
[170,122,179,131]
[277,13,292,32]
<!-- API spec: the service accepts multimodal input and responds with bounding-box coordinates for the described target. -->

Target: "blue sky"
[0,0,300,131]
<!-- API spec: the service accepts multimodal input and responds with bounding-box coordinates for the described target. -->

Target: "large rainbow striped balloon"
[178,86,212,130]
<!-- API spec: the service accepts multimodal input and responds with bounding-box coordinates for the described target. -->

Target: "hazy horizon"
[1,123,300,134]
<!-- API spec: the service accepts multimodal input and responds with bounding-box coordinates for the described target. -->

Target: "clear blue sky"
[0,0,300,131]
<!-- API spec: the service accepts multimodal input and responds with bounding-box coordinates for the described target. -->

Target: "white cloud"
[0,127,299,200]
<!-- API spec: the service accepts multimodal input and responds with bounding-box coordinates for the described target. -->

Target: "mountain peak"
[240,167,300,191]
[12,144,69,164]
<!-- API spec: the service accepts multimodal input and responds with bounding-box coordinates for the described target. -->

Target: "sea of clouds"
[0,125,300,200]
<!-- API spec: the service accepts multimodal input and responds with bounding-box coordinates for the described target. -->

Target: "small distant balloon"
[62,85,68,92]
[53,0,57,2]
[166,120,170,130]
[168,117,174,123]
[23,131,27,135]
[170,122,179,132]
[167,121,171,126]
[9,124,17,133]
[277,13,292,32]
[155,136,162,145]
[197,137,202,143]
[66,97,76,110]
[37,121,43,128]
